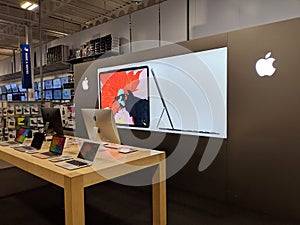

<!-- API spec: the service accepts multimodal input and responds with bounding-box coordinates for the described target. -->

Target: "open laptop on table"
[55,141,100,170]
[32,135,66,159]
[0,127,29,146]
[14,132,45,153]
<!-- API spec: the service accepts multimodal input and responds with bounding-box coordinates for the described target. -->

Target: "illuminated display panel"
[97,47,227,138]
[99,66,149,128]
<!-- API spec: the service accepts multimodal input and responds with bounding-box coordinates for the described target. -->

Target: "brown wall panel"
[227,17,300,220]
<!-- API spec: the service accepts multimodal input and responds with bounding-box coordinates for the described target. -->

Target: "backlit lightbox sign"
[21,44,32,89]
[98,47,228,138]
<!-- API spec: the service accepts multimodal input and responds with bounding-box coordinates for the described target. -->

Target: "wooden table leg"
[64,176,85,225]
[152,155,167,225]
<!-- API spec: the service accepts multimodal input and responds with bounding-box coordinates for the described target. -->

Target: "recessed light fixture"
[20,1,39,11]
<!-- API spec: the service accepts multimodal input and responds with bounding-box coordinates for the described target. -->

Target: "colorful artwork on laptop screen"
[78,142,99,161]
[99,66,149,128]
[15,128,29,143]
[50,136,65,154]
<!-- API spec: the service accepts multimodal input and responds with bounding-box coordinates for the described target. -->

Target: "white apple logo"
[255,52,276,77]
[82,77,89,91]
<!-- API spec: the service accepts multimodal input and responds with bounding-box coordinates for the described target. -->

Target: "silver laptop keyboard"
[22,146,35,150]
[67,160,87,167]
[7,141,19,144]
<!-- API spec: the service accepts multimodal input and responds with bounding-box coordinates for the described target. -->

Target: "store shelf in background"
[66,51,119,65]
[0,62,71,83]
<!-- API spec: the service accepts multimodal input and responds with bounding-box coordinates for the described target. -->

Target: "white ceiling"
[0,0,165,61]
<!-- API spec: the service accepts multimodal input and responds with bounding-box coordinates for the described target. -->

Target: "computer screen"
[81,108,120,144]
[18,84,26,92]
[99,66,149,128]
[41,107,64,136]
[53,90,62,100]
[12,93,22,101]
[60,76,69,85]
[7,93,12,101]
[11,84,18,93]
[49,135,66,154]
[34,91,38,100]
[15,128,29,143]
[38,81,44,90]
[44,80,53,89]
[62,89,71,100]
[20,94,26,101]
[38,91,42,100]
[45,90,53,100]
[77,141,100,161]
[52,78,62,89]
[5,84,12,93]
[34,82,38,91]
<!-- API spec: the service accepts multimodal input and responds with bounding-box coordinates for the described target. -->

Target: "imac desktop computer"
[81,108,120,144]
[41,107,64,136]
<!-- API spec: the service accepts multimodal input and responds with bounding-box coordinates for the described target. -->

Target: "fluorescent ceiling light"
[27,3,38,10]
[20,1,38,11]
[21,1,32,9]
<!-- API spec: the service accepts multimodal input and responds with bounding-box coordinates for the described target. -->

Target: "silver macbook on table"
[55,141,100,170]
[14,132,45,152]
[0,127,29,146]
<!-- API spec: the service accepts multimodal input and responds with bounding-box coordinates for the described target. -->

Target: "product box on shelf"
[7,118,15,129]
[29,118,38,127]
[7,106,14,117]
[0,100,8,108]
[4,127,8,135]
[2,101,7,108]
[65,119,75,130]
[8,130,16,139]
[17,117,26,126]
[15,105,22,115]
[37,117,44,128]
[31,104,39,115]
[31,128,41,138]
[23,105,31,115]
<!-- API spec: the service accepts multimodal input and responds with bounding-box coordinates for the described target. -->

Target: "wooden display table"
[0,139,166,225]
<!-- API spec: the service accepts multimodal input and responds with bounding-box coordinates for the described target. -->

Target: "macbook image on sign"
[0,127,29,146]
[55,141,100,170]
[32,135,66,159]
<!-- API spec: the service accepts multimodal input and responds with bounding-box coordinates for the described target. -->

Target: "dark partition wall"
[227,18,300,219]
[74,17,300,221]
